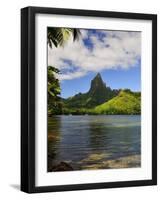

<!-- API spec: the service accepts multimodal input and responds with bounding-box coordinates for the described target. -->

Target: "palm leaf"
[47,27,81,48]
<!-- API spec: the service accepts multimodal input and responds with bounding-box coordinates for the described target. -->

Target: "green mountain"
[60,73,141,115]
[63,73,119,110]
[94,90,141,115]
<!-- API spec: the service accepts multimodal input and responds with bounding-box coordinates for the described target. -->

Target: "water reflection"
[48,115,141,171]
[48,116,61,171]
[88,122,110,149]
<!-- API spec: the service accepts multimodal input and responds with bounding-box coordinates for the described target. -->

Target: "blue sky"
[61,65,141,98]
[48,29,141,98]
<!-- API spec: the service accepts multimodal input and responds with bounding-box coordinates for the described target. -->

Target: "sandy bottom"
[78,154,141,170]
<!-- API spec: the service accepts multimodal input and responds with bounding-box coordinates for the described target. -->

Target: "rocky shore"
[48,154,141,172]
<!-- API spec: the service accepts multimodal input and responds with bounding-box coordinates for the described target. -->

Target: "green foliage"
[48,70,141,115]
[47,28,81,116]
[94,90,141,115]
[47,27,80,48]
[47,29,141,116]
[48,66,62,116]
[63,73,119,109]
[60,90,141,115]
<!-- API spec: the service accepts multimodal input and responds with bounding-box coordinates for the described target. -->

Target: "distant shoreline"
[49,114,141,116]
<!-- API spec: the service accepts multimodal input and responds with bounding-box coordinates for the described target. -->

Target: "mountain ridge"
[63,73,119,109]
[94,90,141,115]
[61,73,141,115]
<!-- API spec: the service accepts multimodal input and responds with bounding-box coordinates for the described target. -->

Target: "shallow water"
[48,115,141,171]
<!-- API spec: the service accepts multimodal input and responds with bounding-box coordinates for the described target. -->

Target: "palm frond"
[73,29,81,41]
[47,27,81,48]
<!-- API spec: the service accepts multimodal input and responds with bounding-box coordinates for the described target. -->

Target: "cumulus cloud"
[48,29,141,81]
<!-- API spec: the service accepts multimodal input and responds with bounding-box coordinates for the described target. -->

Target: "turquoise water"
[48,115,141,171]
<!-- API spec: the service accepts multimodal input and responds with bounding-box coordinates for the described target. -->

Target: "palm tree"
[47,27,81,115]
[48,66,62,115]
[47,27,81,48]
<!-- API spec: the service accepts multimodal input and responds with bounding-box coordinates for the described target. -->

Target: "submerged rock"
[50,162,74,172]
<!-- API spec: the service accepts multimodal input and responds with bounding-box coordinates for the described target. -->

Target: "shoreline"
[48,154,141,172]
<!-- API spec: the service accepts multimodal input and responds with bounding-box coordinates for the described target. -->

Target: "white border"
[35,14,152,186]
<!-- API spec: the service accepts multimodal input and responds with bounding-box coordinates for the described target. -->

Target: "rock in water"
[51,162,74,171]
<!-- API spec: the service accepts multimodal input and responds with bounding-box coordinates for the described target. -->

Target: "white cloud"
[48,29,141,81]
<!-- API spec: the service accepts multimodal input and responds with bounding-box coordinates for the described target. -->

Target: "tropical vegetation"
[94,89,141,115]
[47,27,141,116]
[61,73,141,115]
[47,27,80,116]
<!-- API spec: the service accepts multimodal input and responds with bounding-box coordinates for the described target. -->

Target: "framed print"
[21,6,157,193]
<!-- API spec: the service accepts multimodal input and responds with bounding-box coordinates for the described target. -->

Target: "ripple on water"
[48,115,141,171]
